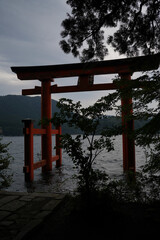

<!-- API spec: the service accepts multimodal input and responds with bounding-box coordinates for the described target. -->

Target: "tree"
[60,0,160,62]
[60,0,160,176]
[132,71,160,174]
[0,138,13,189]
[52,94,119,195]
[112,71,160,201]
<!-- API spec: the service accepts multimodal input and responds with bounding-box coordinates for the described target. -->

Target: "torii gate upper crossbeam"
[11,54,160,80]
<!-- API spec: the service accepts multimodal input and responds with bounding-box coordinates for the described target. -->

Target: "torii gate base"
[11,54,160,181]
[22,119,62,182]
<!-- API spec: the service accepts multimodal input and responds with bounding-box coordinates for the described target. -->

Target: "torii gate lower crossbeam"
[11,54,160,180]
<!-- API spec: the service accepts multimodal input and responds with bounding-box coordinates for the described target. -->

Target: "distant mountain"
[0,95,58,136]
[0,95,148,136]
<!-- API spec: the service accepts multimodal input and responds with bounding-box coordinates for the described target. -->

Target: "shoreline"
[1,190,160,239]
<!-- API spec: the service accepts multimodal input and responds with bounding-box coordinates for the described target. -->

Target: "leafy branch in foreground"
[114,70,160,180]
[0,138,13,189]
[131,71,160,176]
[52,94,119,195]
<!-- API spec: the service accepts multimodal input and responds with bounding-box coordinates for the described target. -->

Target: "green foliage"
[60,134,110,194]
[106,171,160,203]
[132,71,160,177]
[106,73,160,200]
[113,70,160,177]
[0,138,13,189]
[60,0,159,61]
[52,96,119,195]
[143,148,160,174]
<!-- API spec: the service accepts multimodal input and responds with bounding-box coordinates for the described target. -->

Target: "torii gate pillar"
[120,73,135,172]
[41,79,52,172]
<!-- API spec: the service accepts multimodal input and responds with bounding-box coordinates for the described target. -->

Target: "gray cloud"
[0,0,119,109]
[0,0,71,65]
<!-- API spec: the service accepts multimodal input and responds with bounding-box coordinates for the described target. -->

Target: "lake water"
[2,136,146,193]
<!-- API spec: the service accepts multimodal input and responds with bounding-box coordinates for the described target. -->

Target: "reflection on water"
[2,136,146,193]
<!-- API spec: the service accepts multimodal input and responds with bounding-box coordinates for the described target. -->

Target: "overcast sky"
[0,0,127,110]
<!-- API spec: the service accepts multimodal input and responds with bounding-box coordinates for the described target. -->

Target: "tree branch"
[130,0,149,32]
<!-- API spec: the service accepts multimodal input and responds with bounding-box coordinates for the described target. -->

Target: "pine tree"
[60,0,160,62]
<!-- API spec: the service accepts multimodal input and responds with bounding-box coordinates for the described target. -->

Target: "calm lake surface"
[2,136,146,193]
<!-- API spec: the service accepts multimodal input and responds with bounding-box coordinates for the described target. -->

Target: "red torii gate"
[11,54,160,181]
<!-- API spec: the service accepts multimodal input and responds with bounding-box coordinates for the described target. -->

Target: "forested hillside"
[0,95,147,136]
[0,95,58,136]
